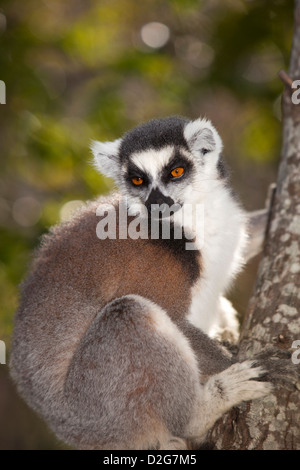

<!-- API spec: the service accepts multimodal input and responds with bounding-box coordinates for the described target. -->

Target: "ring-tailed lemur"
[10,116,272,450]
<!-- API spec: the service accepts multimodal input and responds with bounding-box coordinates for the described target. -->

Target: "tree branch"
[278,69,293,89]
[207,0,300,449]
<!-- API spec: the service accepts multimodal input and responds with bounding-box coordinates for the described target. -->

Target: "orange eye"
[132,176,143,186]
[171,167,184,178]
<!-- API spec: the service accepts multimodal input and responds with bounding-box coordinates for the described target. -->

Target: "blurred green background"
[0,0,294,449]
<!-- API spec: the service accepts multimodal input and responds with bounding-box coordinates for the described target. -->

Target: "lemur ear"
[91,138,122,180]
[184,118,223,157]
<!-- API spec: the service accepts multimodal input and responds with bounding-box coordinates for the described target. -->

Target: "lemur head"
[91,116,226,216]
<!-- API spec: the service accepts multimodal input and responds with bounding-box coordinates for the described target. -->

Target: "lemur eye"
[132,176,143,186]
[170,167,184,178]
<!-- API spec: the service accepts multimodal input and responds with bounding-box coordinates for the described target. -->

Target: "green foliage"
[0,0,294,336]
[0,0,294,337]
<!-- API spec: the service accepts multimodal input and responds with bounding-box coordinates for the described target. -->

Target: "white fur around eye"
[130,146,175,180]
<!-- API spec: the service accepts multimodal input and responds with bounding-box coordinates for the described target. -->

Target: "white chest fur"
[184,184,247,337]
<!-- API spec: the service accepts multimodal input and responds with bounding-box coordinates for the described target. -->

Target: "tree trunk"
[207,0,300,450]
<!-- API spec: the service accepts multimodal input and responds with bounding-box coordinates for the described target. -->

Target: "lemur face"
[92,116,226,216]
[122,145,193,217]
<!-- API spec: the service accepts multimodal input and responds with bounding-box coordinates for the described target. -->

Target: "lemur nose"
[145,189,174,212]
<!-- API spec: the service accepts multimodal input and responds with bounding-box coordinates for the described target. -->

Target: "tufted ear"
[91,138,122,180]
[184,118,223,158]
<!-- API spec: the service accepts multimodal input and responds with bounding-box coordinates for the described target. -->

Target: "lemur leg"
[62,295,272,450]
[245,209,269,262]
[244,183,276,263]
[176,319,234,380]
[62,295,200,450]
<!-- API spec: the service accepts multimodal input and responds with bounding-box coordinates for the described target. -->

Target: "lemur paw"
[214,327,239,345]
[210,297,240,345]
[209,360,273,408]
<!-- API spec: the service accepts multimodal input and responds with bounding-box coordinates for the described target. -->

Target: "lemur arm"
[244,183,276,263]
[176,320,234,381]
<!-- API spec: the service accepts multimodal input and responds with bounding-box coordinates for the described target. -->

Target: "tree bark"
[207,0,300,450]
